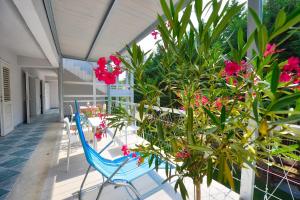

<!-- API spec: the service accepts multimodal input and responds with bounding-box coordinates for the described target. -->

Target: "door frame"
[0,59,14,136]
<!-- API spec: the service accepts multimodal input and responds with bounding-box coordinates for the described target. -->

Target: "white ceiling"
[51,0,180,61]
[0,0,46,59]
[52,0,112,59]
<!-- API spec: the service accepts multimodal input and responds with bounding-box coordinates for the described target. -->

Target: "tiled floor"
[0,109,58,200]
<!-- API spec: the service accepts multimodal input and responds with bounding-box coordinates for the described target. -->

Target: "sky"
[138,0,247,52]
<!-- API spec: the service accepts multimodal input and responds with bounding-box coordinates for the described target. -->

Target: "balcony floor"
[1,112,240,200]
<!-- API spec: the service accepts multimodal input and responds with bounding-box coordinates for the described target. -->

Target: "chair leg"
[127,182,142,200]
[66,140,70,173]
[96,181,107,200]
[79,165,91,200]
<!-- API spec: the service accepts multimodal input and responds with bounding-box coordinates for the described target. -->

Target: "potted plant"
[112,0,300,199]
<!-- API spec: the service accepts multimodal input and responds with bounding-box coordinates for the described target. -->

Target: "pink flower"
[279,72,292,82]
[121,145,130,156]
[224,61,242,76]
[263,43,283,57]
[151,30,159,39]
[283,57,300,73]
[131,152,137,158]
[109,55,121,66]
[201,96,209,105]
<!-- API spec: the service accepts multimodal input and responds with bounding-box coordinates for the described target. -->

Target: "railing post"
[239,0,262,199]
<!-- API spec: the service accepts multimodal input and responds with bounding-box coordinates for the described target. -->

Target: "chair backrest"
[64,117,71,137]
[74,100,118,177]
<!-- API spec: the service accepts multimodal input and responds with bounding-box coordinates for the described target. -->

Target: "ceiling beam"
[12,0,59,67]
[43,0,62,57]
[85,0,116,60]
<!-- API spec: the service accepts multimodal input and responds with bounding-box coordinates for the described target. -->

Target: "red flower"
[97,57,107,70]
[103,71,117,84]
[175,149,190,159]
[95,131,102,140]
[109,55,121,66]
[224,61,242,76]
[201,96,209,105]
[151,30,159,39]
[279,72,292,82]
[112,66,122,76]
[215,98,222,110]
[263,43,284,57]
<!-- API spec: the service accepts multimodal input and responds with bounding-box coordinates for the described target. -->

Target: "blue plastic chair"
[74,100,164,200]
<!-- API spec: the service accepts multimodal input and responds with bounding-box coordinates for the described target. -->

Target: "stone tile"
[0,169,19,183]
[0,189,9,198]
[0,158,27,168]
[17,143,38,148]
[0,146,10,151]
[10,149,33,157]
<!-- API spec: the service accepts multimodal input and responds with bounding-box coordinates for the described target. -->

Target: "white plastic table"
[87,117,103,151]
[88,116,139,150]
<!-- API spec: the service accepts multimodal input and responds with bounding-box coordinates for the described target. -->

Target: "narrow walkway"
[0,109,61,200]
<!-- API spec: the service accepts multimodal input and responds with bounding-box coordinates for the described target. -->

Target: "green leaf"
[224,161,235,190]
[241,31,255,57]
[274,10,286,30]
[160,0,172,22]
[179,4,192,41]
[271,63,280,94]
[157,121,164,140]
[270,13,300,40]
[138,102,144,120]
[270,114,300,125]
[249,7,261,27]
[237,27,244,51]
[194,0,203,22]
[207,158,213,186]
[187,107,194,144]
[178,178,188,200]
[269,93,300,111]
[203,106,220,125]
[271,144,299,155]
[253,97,259,123]
[217,154,224,182]
[220,106,226,130]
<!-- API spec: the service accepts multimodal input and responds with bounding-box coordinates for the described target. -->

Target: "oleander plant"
[112,0,300,199]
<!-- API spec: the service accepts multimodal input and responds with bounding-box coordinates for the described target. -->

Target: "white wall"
[0,47,25,126]
[49,81,58,108]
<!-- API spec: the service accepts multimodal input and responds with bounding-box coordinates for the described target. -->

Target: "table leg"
[93,126,97,151]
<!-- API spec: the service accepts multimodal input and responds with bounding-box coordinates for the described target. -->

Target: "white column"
[25,71,30,124]
[93,72,96,106]
[239,1,262,200]
[58,58,64,121]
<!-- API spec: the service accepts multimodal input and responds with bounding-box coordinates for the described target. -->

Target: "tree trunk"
[194,181,201,200]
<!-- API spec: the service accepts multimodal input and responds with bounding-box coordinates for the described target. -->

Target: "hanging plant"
[94,55,122,85]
